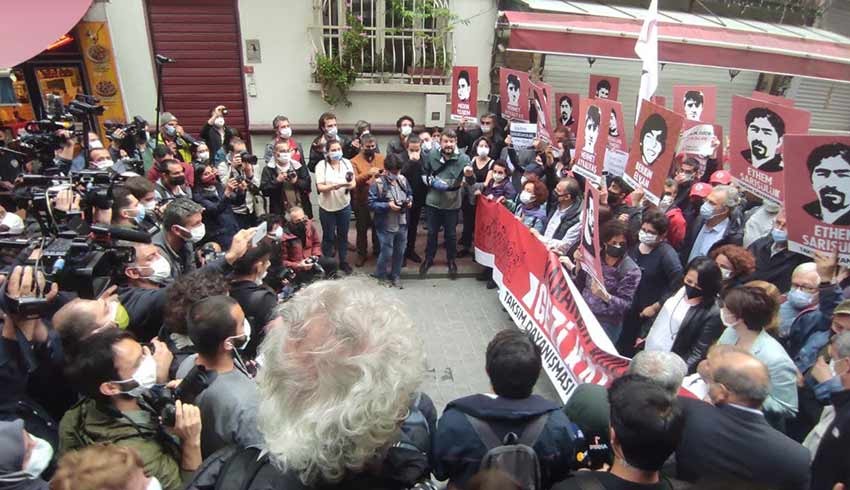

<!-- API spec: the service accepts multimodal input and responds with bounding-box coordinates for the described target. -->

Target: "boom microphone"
[90,225,152,244]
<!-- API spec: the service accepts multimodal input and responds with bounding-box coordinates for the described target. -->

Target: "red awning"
[0,0,93,67]
[504,10,850,83]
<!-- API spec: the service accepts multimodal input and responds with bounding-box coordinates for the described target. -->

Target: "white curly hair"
[256,277,425,484]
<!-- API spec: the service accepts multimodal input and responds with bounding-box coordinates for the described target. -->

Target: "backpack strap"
[464,414,505,450]
[517,413,549,447]
[214,446,268,490]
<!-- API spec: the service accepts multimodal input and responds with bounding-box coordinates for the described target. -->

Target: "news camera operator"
[105,116,153,173]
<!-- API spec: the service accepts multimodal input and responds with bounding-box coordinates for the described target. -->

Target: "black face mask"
[170,175,186,186]
[684,284,702,299]
[291,221,306,236]
[363,148,376,158]
[605,243,626,259]
[607,193,622,205]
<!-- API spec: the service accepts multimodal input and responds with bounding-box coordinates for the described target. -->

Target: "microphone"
[90,225,152,244]
[155,54,176,64]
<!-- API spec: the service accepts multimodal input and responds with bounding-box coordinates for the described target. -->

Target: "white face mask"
[178,224,206,244]
[146,477,163,490]
[720,309,739,328]
[89,140,104,149]
[272,227,284,240]
[421,141,433,151]
[520,191,534,205]
[279,127,292,138]
[659,195,674,210]
[325,126,338,137]
[477,146,490,157]
[143,200,157,211]
[93,159,114,169]
[720,267,733,280]
[115,354,158,398]
[142,255,172,284]
[400,125,412,136]
[228,319,252,351]
[492,173,506,183]
[22,434,53,479]
[1,211,24,234]
[213,117,225,128]
[638,230,658,245]
[277,152,291,165]
[197,152,210,162]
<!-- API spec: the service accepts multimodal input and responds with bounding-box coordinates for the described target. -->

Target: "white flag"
[635,0,659,123]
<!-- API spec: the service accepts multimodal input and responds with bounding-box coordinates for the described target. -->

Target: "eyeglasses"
[792,283,818,294]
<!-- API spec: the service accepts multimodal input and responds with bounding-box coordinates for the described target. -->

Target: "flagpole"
[635,0,659,124]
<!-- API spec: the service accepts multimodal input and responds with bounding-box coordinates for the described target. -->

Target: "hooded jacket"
[0,420,48,490]
[433,394,577,489]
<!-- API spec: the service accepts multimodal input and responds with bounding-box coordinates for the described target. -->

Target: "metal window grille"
[312,0,452,85]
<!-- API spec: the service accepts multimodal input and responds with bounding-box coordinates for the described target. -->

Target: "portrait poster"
[588,74,620,101]
[579,181,607,294]
[622,100,684,205]
[784,135,850,265]
[531,80,554,143]
[651,95,666,108]
[752,90,795,107]
[605,101,627,153]
[572,97,615,186]
[673,85,717,123]
[509,122,537,150]
[450,66,478,122]
[676,121,724,163]
[499,68,530,121]
[728,96,811,203]
[555,92,580,135]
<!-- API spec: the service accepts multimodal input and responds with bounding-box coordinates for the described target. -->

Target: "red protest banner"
[572,98,616,186]
[473,197,629,401]
[650,95,666,108]
[555,92,580,135]
[728,96,811,203]
[784,135,850,265]
[579,181,606,292]
[605,101,627,153]
[673,85,717,123]
[450,66,478,122]
[589,74,620,101]
[531,80,554,143]
[622,100,684,205]
[500,68,530,121]
[752,90,795,107]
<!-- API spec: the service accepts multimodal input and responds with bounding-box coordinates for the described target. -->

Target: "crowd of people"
[0,100,848,490]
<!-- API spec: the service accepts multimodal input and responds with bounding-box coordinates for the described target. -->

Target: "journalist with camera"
[368,153,413,288]
[216,137,256,229]
[154,112,194,164]
[200,105,237,164]
[280,206,337,285]
[260,139,311,216]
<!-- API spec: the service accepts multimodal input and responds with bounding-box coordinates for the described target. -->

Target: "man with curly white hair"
[187,277,437,489]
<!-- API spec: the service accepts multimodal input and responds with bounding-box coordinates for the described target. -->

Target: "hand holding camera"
[2,265,58,341]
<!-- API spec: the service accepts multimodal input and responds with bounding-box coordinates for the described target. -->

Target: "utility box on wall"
[425,94,446,126]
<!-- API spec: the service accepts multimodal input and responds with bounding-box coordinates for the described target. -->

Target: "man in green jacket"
[59,329,202,490]
[420,129,469,279]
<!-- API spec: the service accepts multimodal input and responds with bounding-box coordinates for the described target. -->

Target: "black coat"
[679,208,744,265]
[200,123,237,162]
[260,163,312,216]
[675,397,811,490]
[544,201,582,242]
[229,280,278,360]
[811,389,850,490]
[669,300,723,373]
[746,235,809,293]
[457,126,506,161]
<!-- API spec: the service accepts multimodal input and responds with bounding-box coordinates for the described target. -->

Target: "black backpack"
[465,413,550,490]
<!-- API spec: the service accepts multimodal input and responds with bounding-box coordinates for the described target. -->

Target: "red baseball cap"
[709,170,732,185]
[690,182,713,199]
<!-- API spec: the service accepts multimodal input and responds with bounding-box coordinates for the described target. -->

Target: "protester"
[458,113,506,160]
[387,115,415,157]
[433,329,578,489]
[279,206,337,284]
[745,279,783,337]
[458,136,495,257]
[200,105,236,163]
[778,262,821,341]
[532,177,581,252]
[368,153,412,288]
[260,139,311,216]
[192,163,240,249]
[683,184,744,263]
[678,346,810,489]
[50,444,154,490]
[479,160,517,204]
[351,133,384,266]
[746,209,809,292]
[802,331,850,455]
[606,177,641,237]
[658,178,686,250]
[717,286,800,425]
[709,244,756,289]
[512,175,548,234]
[400,134,427,264]
[314,138,356,275]
[809,331,850,490]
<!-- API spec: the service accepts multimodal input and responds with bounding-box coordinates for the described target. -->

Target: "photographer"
[216,137,254,229]
[147,145,194,188]
[192,164,239,249]
[200,105,236,164]
[229,241,276,360]
[260,139,311,216]
[153,112,193,164]
[369,153,412,288]
[107,118,154,172]
[60,328,202,490]
[154,159,192,203]
[280,206,336,285]
[315,139,356,275]
[177,295,262,458]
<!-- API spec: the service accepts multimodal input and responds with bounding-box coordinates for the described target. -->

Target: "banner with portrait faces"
[650,95,666,108]
[673,85,717,123]
[784,135,850,265]
[605,101,627,153]
[572,98,616,186]
[622,101,684,205]
[588,74,620,101]
[500,68,530,121]
[450,66,478,123]
[555,92,580,135]
[752,90,795,107]
[531,80,554,143]
[728,96,811,203]
[579,181,606,293]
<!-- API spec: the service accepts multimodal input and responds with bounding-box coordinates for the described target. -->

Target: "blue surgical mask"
[329,150,343,161]
[164,126,177,137]
[788,288,814,309]
[699,201,717,220]
[771,227,788,243]
[134,203,147,224]
[387,173,398,181]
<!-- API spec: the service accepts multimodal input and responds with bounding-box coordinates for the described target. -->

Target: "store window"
[0,69,36,134]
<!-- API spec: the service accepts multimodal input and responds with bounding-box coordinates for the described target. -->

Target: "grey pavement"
[385,277,560,414]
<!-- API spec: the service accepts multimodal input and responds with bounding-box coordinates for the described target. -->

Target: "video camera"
[104,116,147,141]
[142,365,215,427]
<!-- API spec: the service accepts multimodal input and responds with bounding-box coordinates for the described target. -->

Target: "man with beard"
[803,142,850,225]
[582,105,601,155]
[639,114,667,166]
[684,91,704,121]
[559,95,575,127]
[742,107,786,172]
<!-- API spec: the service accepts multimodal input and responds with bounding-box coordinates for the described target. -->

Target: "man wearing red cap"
[709,170,732,186]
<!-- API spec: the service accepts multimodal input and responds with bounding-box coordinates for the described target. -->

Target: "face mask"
[170,175,186,187]
[145,255,172,284]
[638,230,658,245]
[363,148,376,158]
[132,203,146,225]
[659,195,674,210]
[788,288,815,309]
[114,354,157,398]
[684,284,702,299]
[228,318,251,351]
[481,124,492,133]
[386,173,398,181]
[678,171,695,182]
[771,228,788,243]
[328,150,343,161]
[89,140,104,149]
[605,243,626,259]
[93,159,114,170]
[700,201,718,220]
[720,309,739,328]
[492,173,506,183]
[720,267,733,280]
[607,193,621,205]
[279,127,292,138]
[520,176,528,186]
[146,477,163,490]
[291,221,306,235]
[519,191,534,205]
[400,125,412,137]
[197,152,210,162]
[106,300,131,330]
[188,223,206,243]
[164,126,177,137]
[477,146,490,157]
[272,227,283,240]
[421,141,433,151]
[22,434,53,478]
[325,126,338,138]
[202,173,218,185]
[277,152,291,164]
[213,117,225,128]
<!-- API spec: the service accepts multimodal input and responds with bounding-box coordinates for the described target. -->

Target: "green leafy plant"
[314,13,368,106]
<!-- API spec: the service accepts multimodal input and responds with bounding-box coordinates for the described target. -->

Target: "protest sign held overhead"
[572,98,615,185]
[622,100,684,205]
[673,85,717,122]
[676,121,724,163]
[500,68,530,121]
[605,101,627,153]
[784,135,850,265]
[579,180,606,295]
[509,122,537,150]
[752,90,795,107]
[450,66,478,122]
[555,92,580,134]
[589,74,620,101]
[531,80,554,143]
[728,95,811,203]
[651,95,666,108]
